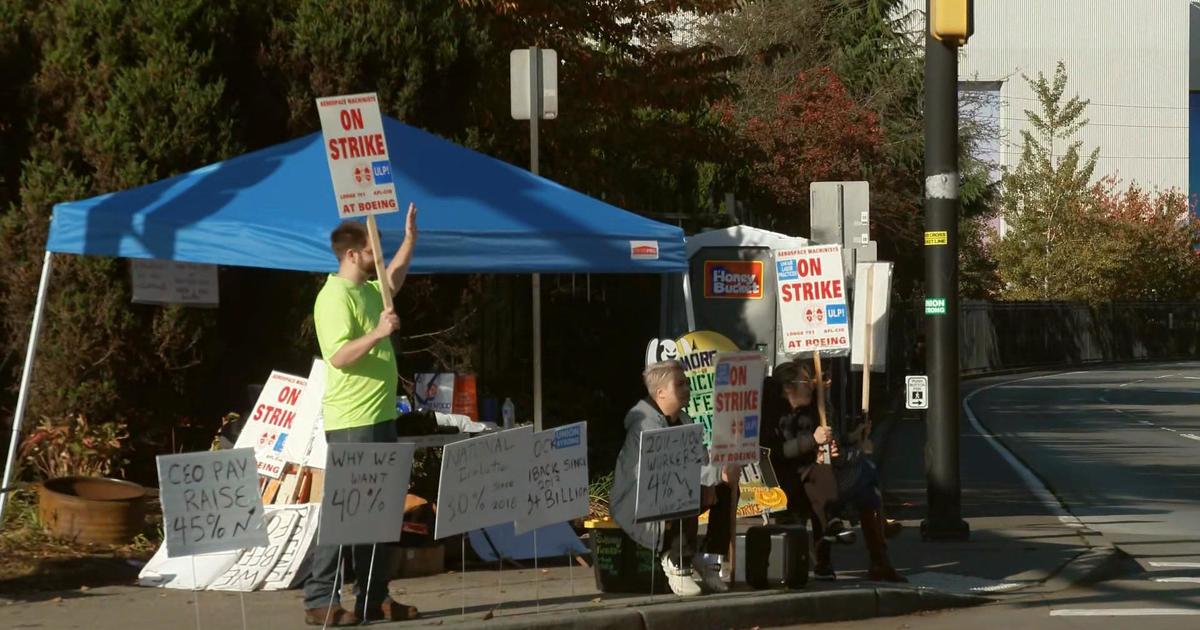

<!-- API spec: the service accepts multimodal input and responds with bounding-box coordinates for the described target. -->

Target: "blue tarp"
[47,117,686,274]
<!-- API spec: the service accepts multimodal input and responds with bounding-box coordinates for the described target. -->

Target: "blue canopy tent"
[0,117,686,520]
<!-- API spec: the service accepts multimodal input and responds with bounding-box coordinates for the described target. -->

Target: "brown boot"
[304,604,360,626]
[860,507,907,583]
[364,597,420,622]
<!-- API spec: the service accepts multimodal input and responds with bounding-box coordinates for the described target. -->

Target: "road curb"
[427,586,989,630]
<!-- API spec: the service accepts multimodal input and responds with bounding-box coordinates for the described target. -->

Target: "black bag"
[745,523,810,589]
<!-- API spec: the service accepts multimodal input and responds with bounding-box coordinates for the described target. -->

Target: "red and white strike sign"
[775,244,850,355]
[315,93,401,219]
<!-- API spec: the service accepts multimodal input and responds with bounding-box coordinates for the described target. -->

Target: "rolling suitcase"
[743,523,809,589]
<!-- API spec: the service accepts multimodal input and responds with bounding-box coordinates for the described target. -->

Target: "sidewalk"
[0,401,1104,630]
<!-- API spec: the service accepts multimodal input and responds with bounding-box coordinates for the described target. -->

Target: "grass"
[0,483,161,596]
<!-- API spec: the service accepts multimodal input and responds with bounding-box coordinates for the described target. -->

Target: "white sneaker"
[692,557,729,593]
[660,553,702,597]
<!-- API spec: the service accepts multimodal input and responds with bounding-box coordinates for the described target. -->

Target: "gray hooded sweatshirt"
[609,398,720,551]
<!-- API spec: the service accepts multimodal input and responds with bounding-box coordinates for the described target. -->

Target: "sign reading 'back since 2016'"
[634,423,704,524]
[703,260,764,299]
[514,422,589,534]
[315,92,401,219]
[156,448,268,558]
[775,244,850,355]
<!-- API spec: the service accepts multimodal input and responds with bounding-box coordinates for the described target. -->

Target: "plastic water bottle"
[501,398,515,429]
[397,395,412,415]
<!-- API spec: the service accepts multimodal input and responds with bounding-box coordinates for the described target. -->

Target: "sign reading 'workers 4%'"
[157,448,268,557]
[775,244,850,355]
[434,426,533,540]
[515,422,589,534]
[634,423,704,524]
[316,92,401,219]
[319,443,415,546]
[710,352,766,467]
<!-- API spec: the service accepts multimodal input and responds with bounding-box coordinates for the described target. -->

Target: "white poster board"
[263,504,320,590]
[414,372,454,413]
[434,426,533,539]
[207,506,302,591]
[318,443,416,546]
[514,422,589,534]
[130,259,219,307]
[850,261,893,372]
[315,92,401,219]
[156,448,268,557]
[282,359,325,465]
[710,352,767,467]
[775,244,850,356]
[233,370,309,478]
[634,423,704,524]
[138,547,239,589]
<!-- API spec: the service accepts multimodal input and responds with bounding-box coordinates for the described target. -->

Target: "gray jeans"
[303,420,397,612]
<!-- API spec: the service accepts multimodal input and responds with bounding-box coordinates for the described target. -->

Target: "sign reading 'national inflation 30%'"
[316,92,401,219]
[775,244,850,355]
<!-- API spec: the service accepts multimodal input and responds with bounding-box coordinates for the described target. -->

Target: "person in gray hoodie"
[609,360,729,596]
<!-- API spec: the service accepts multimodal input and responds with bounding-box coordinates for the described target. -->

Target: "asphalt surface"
[797,361,1200,629]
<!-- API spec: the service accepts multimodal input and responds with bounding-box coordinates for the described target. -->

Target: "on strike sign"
[775,244,850,355]
[315,92,401,219]
[710,352,766,466]
[233,370,309,479]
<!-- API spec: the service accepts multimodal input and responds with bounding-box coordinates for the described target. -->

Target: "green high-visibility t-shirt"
[313,275,397,431]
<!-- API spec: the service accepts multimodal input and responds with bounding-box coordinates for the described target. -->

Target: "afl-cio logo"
[353,163,373,187]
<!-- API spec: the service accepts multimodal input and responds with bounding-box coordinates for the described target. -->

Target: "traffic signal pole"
[922,0,970,541]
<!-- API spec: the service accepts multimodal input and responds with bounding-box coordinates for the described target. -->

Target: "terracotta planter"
[38,476,147,545]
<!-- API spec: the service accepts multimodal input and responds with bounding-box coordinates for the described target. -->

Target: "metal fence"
[887,301,1200,377]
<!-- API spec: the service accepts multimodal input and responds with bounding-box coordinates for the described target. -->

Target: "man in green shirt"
[304,204,419,626]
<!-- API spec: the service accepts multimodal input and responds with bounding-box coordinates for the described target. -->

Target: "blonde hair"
[643,360,683,396]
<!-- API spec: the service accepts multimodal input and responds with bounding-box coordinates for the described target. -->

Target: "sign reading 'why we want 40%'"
[157,448,268,557]
[319,443,415,546]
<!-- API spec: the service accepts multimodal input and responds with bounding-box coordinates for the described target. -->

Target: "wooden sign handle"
[366,214,394,311]
[861,265,874,414]
[813,353,830,465]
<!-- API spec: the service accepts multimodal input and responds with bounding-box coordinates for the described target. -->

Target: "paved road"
[795,362,1200,629]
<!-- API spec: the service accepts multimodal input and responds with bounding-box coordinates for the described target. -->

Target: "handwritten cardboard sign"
[710,352,766,466]
[233,370,309,478]
[157,448,268,557]
[208,506,302,591]
[130,259,219,307]
[634,423,704,524]
[514,422,589,534]
[434,426,533,539]
[319,443,415,546]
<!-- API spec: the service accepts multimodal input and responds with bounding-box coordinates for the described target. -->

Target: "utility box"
[661,226,808,369]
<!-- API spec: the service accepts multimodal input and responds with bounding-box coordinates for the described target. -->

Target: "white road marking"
[1153,577,1200,583]
[1181,433,1200,441]
[1183,376,1200,381]
[1150,562,1200,568]
[1163,427,1178,433]
[1050,608,1200,616]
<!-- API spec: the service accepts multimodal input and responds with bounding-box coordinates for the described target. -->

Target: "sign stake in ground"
[316,92,401,310]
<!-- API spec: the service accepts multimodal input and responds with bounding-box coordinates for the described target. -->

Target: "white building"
[904,0,1191,202]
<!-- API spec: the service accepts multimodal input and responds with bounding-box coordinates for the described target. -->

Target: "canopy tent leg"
[681,271,696,332]
[0,251,54,525]
[533,272,542,431]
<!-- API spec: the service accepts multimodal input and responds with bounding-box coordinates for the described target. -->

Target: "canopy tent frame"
[0,119,686,523]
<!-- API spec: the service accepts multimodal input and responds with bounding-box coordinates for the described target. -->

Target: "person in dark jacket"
[771,360,906,583]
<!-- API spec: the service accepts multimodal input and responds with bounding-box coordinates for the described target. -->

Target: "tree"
[994,62,1101,301]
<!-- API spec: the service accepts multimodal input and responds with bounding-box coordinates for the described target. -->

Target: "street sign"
[905,375,929,410]
[810,181,869,280]
[925,297,947,315]
[510,48,558,120]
